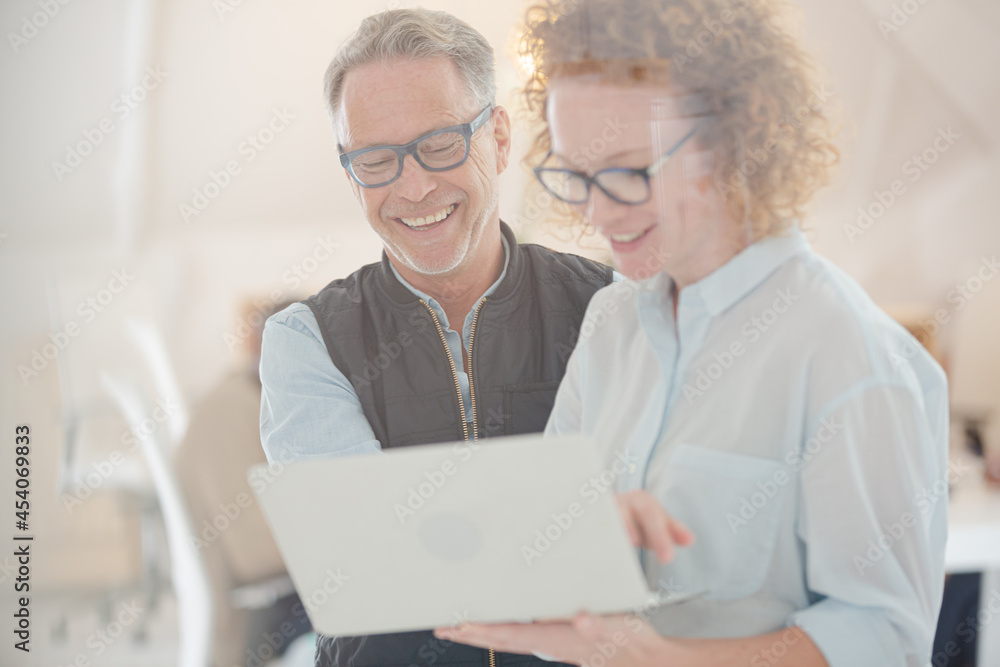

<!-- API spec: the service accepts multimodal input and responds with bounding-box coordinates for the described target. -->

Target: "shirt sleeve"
[789,379,949,667]
[546,279,625,437]
[259,303,382,464]
[544,328,587,438]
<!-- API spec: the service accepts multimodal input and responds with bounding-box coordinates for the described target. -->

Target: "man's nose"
[393,154,438,202]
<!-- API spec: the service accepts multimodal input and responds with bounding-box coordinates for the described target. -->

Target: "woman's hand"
[614,489,695,562]
[434,614,827,667]
[434,611,690,667]
[431,492,696,665]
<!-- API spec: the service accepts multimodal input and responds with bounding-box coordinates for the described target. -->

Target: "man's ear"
[344,168,363,202]
[336,118,363,200]
[492,106,512,175]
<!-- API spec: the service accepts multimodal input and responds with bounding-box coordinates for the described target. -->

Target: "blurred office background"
[0,0,999,665]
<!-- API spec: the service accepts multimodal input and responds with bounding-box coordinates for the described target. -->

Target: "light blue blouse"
[545,227,949,667]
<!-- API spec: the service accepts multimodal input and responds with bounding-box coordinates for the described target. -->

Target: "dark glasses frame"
[533,121,702,206]
[339,105,495,188]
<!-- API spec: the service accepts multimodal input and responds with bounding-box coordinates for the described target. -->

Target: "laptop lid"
[249,434,653,636]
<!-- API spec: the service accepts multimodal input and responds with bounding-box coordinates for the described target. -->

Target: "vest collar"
[377,220,522,306]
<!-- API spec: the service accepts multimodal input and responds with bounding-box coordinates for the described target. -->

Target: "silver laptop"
[249,434,656,636]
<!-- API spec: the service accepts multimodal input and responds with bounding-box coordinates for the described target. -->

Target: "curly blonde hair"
[518,0,840,239]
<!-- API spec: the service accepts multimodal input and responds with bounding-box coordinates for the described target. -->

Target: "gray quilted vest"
[303,221,613,667]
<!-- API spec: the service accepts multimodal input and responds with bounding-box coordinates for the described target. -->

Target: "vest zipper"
[420,300,470,441]
[419,298,495,667]
[466,298,486,441]
[467,298,493,667]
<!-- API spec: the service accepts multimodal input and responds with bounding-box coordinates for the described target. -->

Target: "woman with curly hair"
[434,1,948,665]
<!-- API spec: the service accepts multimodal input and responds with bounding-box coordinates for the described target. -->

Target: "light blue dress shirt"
[260,234,623,466]
[259,237,511,464]
[545,227,949,667]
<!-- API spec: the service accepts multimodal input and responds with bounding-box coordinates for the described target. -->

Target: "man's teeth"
[611,230,645,243]
[400,204,456,228]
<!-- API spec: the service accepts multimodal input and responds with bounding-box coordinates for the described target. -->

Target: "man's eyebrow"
[342,120,463,154]
[340,138,387,154]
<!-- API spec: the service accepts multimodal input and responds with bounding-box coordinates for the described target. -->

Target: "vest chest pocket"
[500,381,561,436]
[652,444,791,601]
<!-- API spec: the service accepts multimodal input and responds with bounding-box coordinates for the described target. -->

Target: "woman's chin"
[615,252,668,282]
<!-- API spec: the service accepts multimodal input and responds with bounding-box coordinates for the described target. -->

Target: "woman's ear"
[682,150,717,204]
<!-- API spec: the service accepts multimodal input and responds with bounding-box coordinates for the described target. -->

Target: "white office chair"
[101,371,214,667]
[124,317,190,448]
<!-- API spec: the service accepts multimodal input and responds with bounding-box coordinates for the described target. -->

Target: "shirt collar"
[388,233,510,308]
[638,225,810,317]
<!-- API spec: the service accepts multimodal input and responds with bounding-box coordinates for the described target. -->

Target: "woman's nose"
[585,186,629,229]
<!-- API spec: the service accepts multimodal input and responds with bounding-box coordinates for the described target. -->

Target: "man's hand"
[615,490,694,562]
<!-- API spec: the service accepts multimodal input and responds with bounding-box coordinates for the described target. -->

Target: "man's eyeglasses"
[339,105,495,188]
[533,122,701,206]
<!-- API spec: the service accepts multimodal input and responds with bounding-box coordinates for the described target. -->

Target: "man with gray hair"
[259,8,613,666]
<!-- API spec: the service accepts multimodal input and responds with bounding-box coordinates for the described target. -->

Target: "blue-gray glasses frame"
[533,121,702,206]
[339,105,495,188]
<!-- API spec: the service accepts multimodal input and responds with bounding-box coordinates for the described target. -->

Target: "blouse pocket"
[653,443,790,601]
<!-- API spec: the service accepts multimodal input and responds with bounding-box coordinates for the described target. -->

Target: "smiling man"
[257,8,615,667]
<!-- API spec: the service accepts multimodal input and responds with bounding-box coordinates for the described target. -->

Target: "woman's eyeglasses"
[533,122,701,206]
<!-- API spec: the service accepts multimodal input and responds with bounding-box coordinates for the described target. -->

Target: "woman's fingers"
[616,490,695,562]
[614,494,644,547]
[434,621,583,663]
[619,491,673,559]
[667,514,696,547]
